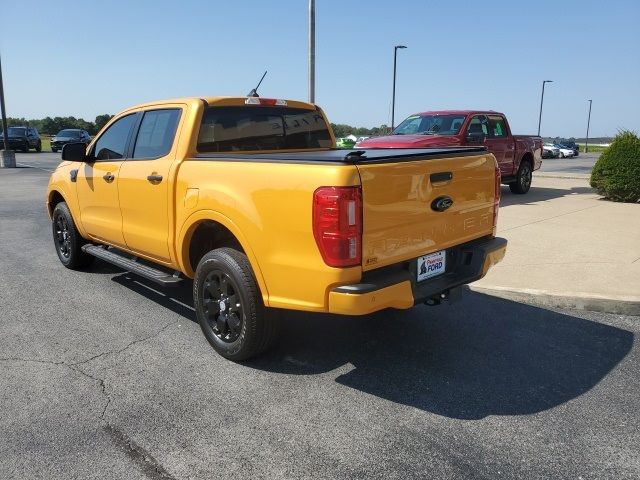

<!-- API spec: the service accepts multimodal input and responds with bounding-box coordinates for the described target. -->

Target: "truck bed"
[193,147,487,164]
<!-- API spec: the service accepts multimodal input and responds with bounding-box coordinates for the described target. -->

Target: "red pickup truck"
[356,111,543,194]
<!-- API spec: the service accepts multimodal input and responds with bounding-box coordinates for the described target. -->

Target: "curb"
[466,285,640,316]
[536,172,591,180]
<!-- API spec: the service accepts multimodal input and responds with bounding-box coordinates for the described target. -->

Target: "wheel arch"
[177,210,269,304]
[47,190,67,218]
[519,151,534,170]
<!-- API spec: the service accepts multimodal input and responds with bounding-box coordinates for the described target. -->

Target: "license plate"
[417,250,446,282]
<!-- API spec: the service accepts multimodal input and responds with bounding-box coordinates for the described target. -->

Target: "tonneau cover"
[193,147,487,164]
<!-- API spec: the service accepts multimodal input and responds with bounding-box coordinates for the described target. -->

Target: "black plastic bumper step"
[82,245,183,287]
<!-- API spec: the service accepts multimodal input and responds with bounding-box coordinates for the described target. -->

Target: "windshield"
[393,114,467,136]
[7,127,27,136]
[57,130,81,137]
[197,106,332,152]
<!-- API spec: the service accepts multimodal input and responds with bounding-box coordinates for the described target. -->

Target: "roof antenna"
[247,71,267,97]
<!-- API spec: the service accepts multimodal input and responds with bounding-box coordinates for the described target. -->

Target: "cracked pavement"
[1,155,639,479]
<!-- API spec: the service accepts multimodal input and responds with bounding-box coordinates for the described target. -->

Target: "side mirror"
[466,132,486,143]
[61,142,87,161]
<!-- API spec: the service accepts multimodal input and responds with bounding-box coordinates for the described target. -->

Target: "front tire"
[51,202,94,269]
[36,141,42,152]
[509,161,533,194]
[560,152,565,158]
[193,248,279,361]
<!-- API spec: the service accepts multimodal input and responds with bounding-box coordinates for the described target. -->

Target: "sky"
[1,0,639,138]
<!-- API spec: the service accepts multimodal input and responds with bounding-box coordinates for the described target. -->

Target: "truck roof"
[119,96,318,114]
[413,110,504,116]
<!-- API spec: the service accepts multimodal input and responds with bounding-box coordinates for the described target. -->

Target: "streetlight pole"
[0,55,10,151]
[0,53,16,168]
[391,45,407,132]
[585,99,592,153]
[308,0,315,104]
[537,80,553,137]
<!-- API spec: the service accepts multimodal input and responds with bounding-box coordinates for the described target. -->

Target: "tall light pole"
[585,99,593,153]
[391,45,407,132]
[0,53,16,168]
[308,0,315,104]
[1,55,10,151]
[537,79,553,137]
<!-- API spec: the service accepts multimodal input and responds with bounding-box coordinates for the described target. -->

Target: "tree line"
[3,114,113,136]
[3,116,387,138]
[330,123,391,138]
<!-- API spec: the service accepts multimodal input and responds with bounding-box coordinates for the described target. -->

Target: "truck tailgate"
[356,150,497,271]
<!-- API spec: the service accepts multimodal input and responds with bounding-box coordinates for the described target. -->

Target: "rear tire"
[193,248,279,361]
[509,160,533,194]
[36,141,42,152]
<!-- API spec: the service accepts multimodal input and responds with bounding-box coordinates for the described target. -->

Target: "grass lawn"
[40,137,51,152]
[578,143,608,153]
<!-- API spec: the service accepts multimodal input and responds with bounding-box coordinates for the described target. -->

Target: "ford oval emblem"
[431,196,454,212]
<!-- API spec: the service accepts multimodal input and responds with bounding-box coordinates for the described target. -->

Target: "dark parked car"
[0,126,42,152]
[556,139,579,156]
[51,129,91,153]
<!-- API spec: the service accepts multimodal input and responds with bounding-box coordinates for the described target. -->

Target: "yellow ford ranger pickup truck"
[47,96,506,360]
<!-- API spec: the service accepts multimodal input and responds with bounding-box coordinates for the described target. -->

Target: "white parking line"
[16,162,54,172]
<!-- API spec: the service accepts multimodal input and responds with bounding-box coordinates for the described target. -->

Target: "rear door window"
[197,106,332,152]
[488,116,507,138]
[132,109,181,159]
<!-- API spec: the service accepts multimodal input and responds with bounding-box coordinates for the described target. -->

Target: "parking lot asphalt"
[1,155,639,479]
[539,152,600,175]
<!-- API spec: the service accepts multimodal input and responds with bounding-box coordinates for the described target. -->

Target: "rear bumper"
[328,236,507,315]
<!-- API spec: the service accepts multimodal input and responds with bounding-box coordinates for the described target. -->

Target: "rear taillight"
[493,162,501,233]
[313,186,362,267]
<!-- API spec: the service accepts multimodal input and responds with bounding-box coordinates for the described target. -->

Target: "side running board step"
[81,245,183,287]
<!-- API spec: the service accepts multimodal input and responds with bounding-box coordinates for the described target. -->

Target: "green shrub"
[590,130,640,202]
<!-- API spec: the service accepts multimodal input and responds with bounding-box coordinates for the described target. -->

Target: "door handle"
[147,174,163,183]
[102,173,115,182]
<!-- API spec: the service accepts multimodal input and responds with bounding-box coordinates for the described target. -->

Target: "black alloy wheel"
[202,269,244,343]
[193,248,280,361]
[509,161,532,194]
[54,212,72,260]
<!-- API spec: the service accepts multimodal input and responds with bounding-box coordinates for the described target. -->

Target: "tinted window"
[8,127,26,136]
[197,106,332,152]
[93,114,136,160]
[58,129,82,137]
[488,116,507,138]
[133,109,181,159]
